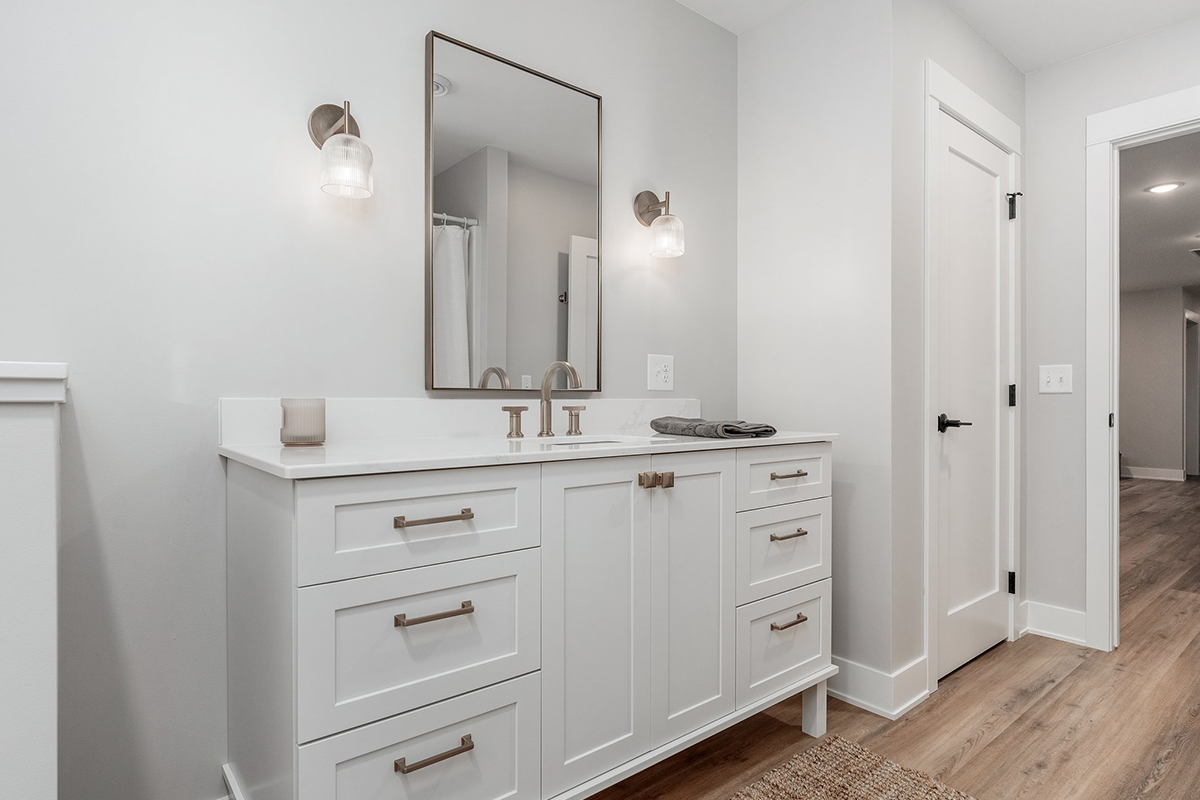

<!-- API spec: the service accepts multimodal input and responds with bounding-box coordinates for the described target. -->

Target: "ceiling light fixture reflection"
[1145,182,1183,194]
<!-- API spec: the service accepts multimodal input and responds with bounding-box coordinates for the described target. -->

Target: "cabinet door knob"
[638,471,659,488]
[659,471,674,488]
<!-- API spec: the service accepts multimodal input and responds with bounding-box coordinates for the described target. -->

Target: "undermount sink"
[536,435,665,447]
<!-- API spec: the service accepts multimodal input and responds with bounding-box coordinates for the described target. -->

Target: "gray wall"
[1120,288,1185,472]
[0,2,738,799]
[738,0,896,675]
[1025,16,1200,611]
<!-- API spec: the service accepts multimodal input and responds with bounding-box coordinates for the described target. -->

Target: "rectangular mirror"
[426,32,602,391]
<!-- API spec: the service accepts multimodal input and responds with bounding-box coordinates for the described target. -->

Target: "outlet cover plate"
[647,354,674,391]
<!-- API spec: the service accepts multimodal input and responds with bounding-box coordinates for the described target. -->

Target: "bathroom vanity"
[220,423,837,800]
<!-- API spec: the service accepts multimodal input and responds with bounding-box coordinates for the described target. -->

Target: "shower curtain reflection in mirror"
[432,223,471,387]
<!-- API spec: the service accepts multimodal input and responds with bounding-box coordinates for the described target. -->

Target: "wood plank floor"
[596,477,1200,800]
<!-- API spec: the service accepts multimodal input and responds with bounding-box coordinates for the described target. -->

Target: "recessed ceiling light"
[432,73,453,97]
[1145,182,1184,193]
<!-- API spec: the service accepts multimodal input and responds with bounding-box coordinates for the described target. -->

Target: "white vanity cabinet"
[222,434,836,800]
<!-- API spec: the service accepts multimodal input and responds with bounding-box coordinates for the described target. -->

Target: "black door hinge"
[1006,192,1023,220]
[1109,413,1115,428]
[1008,571,1016,595]
[1009,384,1017,407]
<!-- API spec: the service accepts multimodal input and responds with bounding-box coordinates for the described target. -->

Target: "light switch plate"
[647,354,674,391]
[1039,364,1073,394]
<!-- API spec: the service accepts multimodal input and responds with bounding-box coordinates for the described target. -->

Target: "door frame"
[923,61,1023,692]
[1186,312,1200,477]
[1085,84,1200,652]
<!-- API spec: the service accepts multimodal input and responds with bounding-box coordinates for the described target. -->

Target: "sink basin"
[535,434,666,448]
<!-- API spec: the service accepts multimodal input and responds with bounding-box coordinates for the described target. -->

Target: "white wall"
[1120,288,1185,473]
[738,0,896,675]
[890,0,1024,673]
[1025,16,1200,611]
[738,0,1023,704]
[506,161,598,385]
[0,3,737,799]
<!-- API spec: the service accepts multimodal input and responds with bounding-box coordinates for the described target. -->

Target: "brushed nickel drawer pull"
[770,527,808,542]
[770,612,809,631]
[394,508,474,529]
[395,600,474,628]
[770,469,808,481]
[395,734,474,774]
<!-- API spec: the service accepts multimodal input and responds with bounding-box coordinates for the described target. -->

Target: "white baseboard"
[222,764,245,800]
[828,655,929,720]
[1021,601,1087,645]
[1121,466,1186,481]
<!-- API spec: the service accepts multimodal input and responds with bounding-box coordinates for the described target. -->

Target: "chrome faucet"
[477,366,511,389]
[539,361,582,437]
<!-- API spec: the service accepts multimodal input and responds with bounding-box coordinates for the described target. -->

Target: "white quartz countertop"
[219,431,838,479]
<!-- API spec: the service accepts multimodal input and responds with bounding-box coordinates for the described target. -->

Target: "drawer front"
[297,549,540,743]
[296,464,540,585]
[298,673,540,800]
[735,579,831,708]
[736,497,831,605]
[735,443,832,511]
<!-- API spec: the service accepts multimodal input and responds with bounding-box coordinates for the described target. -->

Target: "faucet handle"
[563,405,586,437]
[502,406,528,439]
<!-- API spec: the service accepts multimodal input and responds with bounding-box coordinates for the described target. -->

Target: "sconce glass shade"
[650,213,685,258]
[320,133,374,199]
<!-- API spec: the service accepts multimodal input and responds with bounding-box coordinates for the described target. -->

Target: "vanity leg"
[801,681,827,738]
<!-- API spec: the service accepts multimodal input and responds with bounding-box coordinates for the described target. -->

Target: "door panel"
[541,457,652,798]
[649,450,735,746]
[932,110,1012,679]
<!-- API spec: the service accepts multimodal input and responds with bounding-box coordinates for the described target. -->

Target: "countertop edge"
[218,432,839,480]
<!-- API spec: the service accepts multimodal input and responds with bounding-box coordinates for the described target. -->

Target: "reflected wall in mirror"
[426,32,602,391]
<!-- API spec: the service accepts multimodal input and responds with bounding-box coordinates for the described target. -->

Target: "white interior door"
[567,235,599,388]
[930,110,1013,680]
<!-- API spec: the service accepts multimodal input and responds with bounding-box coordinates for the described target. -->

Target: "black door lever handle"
[938,413,973,433]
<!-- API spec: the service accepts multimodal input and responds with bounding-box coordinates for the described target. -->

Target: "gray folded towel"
[651,416,777,439]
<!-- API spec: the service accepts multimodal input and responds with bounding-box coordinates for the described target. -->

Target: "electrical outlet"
[521,375,532,389]
[647,354,674,391]
[1039,364,1073,394]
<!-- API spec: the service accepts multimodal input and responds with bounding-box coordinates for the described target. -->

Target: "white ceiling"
[673,0,800,35]
[1120,131,1200,292]
[945,0,1200,73]
[433,38,599,186]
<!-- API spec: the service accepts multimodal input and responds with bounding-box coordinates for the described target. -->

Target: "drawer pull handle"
[395,734,474,774]
[770,527,809,542]
[394,508,474,529]
[770,469,808,481]
[770,612,809,631]
[395,600,474,628]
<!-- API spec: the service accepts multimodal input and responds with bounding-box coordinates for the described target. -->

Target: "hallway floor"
[597,477,1200,800]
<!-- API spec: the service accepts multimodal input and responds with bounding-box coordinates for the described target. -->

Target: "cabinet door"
[649,450,736,746]
[541,457,652,799]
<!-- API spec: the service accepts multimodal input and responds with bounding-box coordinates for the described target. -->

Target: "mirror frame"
[425,31,603,392]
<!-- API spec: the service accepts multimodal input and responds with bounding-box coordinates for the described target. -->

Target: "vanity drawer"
[736,442,831,511]
[297,549,540,743]
[297,673,540,800]
[735,579,831,708]
[295,464,540,585]
[736,497,831,605]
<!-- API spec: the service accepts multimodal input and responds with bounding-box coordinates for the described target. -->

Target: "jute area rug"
[729,735,977,800]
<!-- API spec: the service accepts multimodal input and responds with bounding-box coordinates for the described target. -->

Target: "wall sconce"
[308,101,373,199]
[634,190,685,258]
